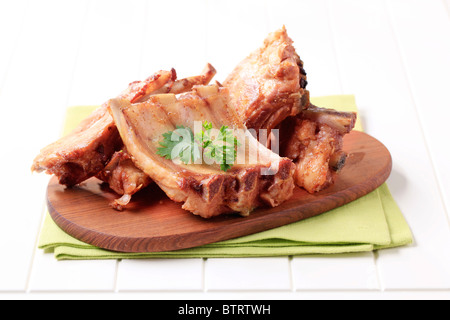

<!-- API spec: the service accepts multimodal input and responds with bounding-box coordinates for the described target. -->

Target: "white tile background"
[0,0,449,299]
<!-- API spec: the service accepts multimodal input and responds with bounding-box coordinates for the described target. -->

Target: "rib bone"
[109,85,295,218]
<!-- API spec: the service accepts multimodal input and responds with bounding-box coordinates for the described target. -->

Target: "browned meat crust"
[32,65,217,194]
[224,26,310,132]
[96,150,153,210]
[110,85,296,218]
[96,64,218,209]
[280,105,357,193]
[31,69,175,186]
[31,105,122,186]
[223,26,357,194]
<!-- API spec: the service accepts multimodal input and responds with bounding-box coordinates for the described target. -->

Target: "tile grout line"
[114,260,121,293]
[25,199,50,293]
[24,0,91,293]
[327,0,382,288]
[112,0,150,294]
[61,0,91,124]
[443,0,450,21]
[385,0,450,230]
[3,288,449,296]
[137,0,150,79]
[288,256,295,292]
[202,258,208,293]
[372,191,386,291]
[372,251,385,292]
[0,0,30,96]
[1,0,34,293]
[326,0,345,95]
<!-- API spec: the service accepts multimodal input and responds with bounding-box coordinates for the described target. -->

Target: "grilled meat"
[224,26,310,132]
[280,105,357,193]
[109,85,296,218]
[32,65,217,204]
[96,150,153,211]
[31,69,175,186]
[223,27,356,194]
[96,64,218,209]
[31,105,122,186]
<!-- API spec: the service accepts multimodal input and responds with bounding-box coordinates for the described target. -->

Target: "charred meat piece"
[280,105,357,193]
[224,26,310,132]
[109,85,296,218]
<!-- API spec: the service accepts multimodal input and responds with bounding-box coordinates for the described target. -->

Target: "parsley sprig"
[157,121,239,172]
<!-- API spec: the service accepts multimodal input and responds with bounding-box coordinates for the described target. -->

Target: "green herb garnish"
[157,121,239,172]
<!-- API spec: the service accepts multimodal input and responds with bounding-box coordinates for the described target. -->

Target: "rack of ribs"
[32,64,217,209]
[32,26,358,215]
[223,27,356,194]
[109,85,296,218]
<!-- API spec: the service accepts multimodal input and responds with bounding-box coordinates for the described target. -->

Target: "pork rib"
[223,26,357,194]
[31,69,175,186]
[31,105,122,186]
[96,150,153,211]
[109,85,295,218]
[224,26,310,132]
[280,105,357,193]
[32,64,216,192]
[96,64,218,209]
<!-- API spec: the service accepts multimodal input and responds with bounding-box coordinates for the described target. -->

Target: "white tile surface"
[0,0,88,291]
[387,0,450,221]
[267,0,344,96]
[328,0,450,289]
[446,0,450,16]
[292,253,379,290]
[28,250,117,292]
[117,259,204,292]
[67,0,147,106]
[0,0,28,91]
[205,258,291,291]
[206,0,270,82]
[141,0,208,80]
[0,0,449,297]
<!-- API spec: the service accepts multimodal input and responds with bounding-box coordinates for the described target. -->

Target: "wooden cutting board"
[47,130,392,253]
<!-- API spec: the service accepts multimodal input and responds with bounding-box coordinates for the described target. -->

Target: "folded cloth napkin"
[38,95,413,260]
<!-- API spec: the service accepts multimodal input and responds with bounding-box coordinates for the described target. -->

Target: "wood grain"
[47,130,392,253]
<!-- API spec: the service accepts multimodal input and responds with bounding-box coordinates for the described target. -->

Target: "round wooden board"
[47,131,392,253]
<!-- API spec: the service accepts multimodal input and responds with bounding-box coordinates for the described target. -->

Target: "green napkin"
[38,95,413,260]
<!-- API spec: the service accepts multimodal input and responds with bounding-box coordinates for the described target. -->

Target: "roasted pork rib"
[109,85,296,218]
[33,26,358,217]
[96,64,218,209]
[31,105,122,186]
[280,105,357,193]
[96,150,152,211]
[224,26,310,132]
[31,69,175,186]
[32,65,217,207]
[223,27,356,194]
